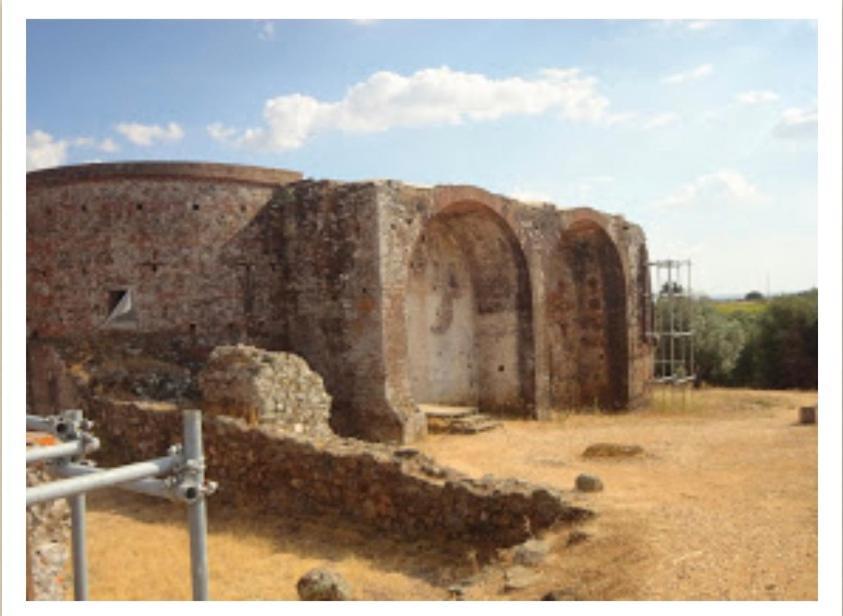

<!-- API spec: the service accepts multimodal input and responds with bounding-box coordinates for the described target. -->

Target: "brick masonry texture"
[27,162,654,444]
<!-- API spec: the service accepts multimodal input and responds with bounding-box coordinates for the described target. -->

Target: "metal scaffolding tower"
[647,259,696,386]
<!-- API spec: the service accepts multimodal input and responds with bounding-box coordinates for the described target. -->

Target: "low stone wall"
[83,397,589,547]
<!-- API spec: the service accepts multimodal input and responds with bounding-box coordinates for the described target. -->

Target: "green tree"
[651,289,817,389]
[692,300,748,384]
[743,290,818,389]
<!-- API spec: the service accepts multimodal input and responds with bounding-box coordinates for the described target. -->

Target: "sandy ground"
[74,388,817,600]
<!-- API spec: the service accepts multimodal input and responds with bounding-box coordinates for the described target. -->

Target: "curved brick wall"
[27,162,301,345]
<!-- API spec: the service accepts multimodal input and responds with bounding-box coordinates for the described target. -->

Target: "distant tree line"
[655,289,818,390]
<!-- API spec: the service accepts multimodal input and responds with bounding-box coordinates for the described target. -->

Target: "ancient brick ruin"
[27,161,653,444]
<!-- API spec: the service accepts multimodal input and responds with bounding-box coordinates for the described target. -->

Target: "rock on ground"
[582,443,644,458]
[542,587,581,600]
[503,566,541,592]
[575,473,604,492]
[798,405,817,424]
[513,538,550,566]
[566,529,590,546]
[296,567,352,601]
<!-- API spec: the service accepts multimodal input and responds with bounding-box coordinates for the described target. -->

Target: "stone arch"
[405,200,535,415]
[557,217,629,409]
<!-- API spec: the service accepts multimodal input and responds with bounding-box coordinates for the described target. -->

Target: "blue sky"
[26,19,818,296]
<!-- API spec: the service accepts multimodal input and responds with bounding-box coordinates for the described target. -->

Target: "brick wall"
[27,162,654,444]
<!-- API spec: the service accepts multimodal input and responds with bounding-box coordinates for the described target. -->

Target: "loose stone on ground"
[582,443,644,458]
[296,567,352,601]
[513,538,551,566]
[566,529,591,547]
[575,473,604,492]
[503,566,542,592]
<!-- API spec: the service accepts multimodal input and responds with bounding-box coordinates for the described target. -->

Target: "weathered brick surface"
[378,186,653,418]
[27,162,653,443]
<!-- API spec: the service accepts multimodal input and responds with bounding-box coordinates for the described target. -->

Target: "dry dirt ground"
[74,388,817,600]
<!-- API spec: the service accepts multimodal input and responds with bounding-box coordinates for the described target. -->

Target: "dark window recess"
[104,288,137,327]
[108,290,126,313]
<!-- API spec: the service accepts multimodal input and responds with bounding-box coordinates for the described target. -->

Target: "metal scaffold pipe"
[26,408,215,600]
[26,455,181,507]
[26,438,99,465]
[53,463,179,501]
[26,414,59,434]
[69,494,88,600]
[183,409,210,601]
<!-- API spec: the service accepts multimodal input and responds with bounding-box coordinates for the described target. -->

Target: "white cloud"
[508,189,555,204]
[773,106,817,139]
[98,137,119,153]
[209,66,621,151]
[257,21,275,41]
[654,20,716,32]
[27,130,68,171]
[207,122,238,142]
[73,135,120,152]
[687,21,715,31]
[661,63,713,85]
[115,121,185,146]
[642,112,680,129]
[736,90,779,105]
[655,170,767,209]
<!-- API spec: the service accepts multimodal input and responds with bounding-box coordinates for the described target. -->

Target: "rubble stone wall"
[26,466,71,600]
[199,344,332,437]
[83,398,588,548]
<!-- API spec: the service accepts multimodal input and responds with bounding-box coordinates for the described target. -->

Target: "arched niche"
[405,201,535,415]
[556,219,629,409]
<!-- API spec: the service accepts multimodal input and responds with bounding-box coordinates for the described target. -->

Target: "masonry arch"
[559,218,629,409]
[405,201,535,415]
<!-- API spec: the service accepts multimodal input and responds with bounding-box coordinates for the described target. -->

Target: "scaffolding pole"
[647,259,696,405]
[26,408,216,601]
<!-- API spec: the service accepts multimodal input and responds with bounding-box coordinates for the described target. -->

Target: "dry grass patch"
[75,387,817,600]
